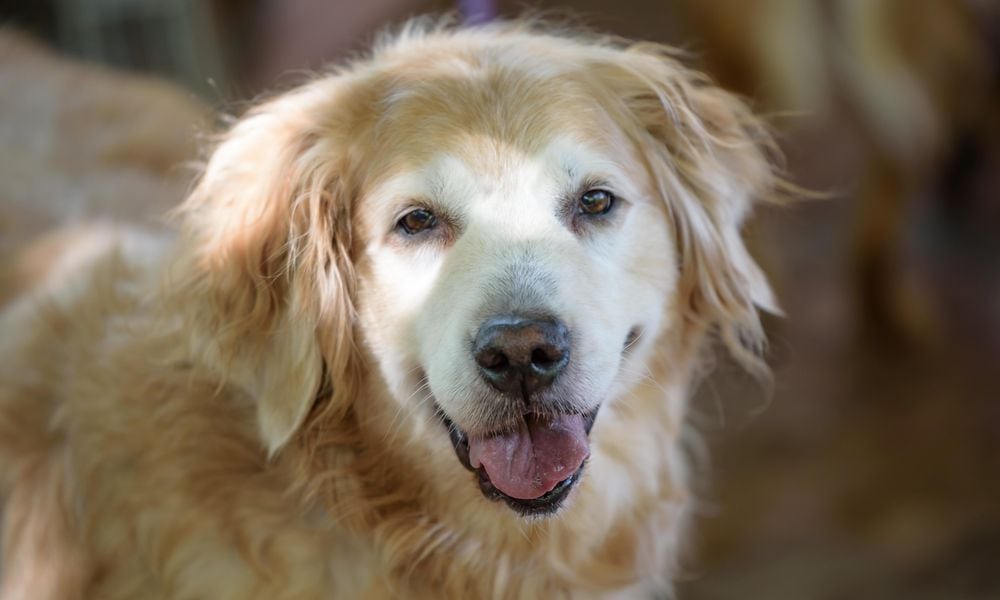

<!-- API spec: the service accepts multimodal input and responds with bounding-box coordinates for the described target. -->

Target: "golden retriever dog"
[0,20,781,599]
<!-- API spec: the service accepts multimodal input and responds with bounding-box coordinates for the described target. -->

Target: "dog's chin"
[438,407,599,517]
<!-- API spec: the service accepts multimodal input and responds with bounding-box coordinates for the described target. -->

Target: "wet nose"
[473,315,570,397]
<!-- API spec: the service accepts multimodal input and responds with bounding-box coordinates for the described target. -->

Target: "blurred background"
[1,0,997,597]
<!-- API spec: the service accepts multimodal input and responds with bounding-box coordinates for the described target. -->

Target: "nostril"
[530,347,559,367]
[476,349,509,372]
[530,348,550,366]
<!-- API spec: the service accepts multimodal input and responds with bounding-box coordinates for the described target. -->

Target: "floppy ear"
[609,45,783,373]
[173,81,358,456]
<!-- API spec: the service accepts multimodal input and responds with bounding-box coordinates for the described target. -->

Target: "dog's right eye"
[397,208,438,235]
[578,189,615,216]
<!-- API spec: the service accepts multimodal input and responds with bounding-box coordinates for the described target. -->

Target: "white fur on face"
[357,134,677,436]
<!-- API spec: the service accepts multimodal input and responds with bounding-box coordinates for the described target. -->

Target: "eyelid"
[578,177,613,195]
[393,204,429,223]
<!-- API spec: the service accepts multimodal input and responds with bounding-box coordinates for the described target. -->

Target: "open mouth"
[434,325,633,516]
[441,408,599,516]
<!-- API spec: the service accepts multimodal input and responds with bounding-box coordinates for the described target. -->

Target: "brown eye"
[397,208,438,235]
[579,189,615,216]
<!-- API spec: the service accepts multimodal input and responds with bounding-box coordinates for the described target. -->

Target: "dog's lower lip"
[442,411,473,471]
[476,464,584,516]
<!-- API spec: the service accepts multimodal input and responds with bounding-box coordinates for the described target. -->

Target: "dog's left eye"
[397,208,438,235]
[578,189,615,216]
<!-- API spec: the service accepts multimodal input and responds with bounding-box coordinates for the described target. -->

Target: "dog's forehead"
[422,135,590,204]
[362,133,634,225]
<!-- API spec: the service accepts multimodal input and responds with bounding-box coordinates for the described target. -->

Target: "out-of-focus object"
[682,0,993,167]
[51,0,230,98]
[458,0,497,24]
[250,0,438,91]
[0,30,210,304]
[680,0,999,344]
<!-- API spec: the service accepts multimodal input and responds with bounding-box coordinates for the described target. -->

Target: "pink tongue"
[468,414,589,500]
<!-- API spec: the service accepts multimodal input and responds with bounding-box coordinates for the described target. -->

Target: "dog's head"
[175,23,780,517]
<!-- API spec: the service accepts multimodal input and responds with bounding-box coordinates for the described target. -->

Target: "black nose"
[473,315,570,397]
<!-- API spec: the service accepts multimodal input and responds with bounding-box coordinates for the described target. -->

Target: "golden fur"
[0,21,781,599]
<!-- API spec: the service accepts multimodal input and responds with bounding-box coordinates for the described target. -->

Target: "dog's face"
[356,129,675,513]
[179,26,779,519]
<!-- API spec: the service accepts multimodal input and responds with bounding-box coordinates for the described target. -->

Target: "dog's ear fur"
[172,81,358,456]
[604,45,783,372]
